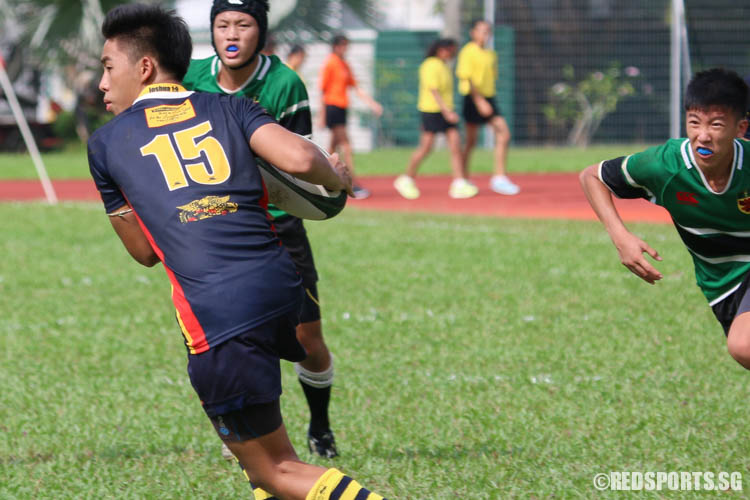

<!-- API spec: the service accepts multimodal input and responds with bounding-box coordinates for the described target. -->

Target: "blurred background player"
[286,44,306,74]
[318,34,383,199]
[261,31,276,56]
[394,38,476,200]
[456,19,520,196]
[182,0,341,463]
[580,68,750,373]
[89,5,389,500]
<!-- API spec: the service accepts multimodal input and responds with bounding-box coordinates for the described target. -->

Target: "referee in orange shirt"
[318,34,383,199]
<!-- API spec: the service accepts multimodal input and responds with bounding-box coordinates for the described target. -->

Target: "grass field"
[2,195,749,498]
[0,142,650,180]
[3,144,749,498]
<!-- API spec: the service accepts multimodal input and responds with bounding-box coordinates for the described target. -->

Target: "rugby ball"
[255,135,347,220]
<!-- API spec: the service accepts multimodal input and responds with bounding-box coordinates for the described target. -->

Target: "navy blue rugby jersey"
[88,84,302,353]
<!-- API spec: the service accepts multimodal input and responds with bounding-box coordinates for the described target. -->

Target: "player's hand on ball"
[614,232,663,284]
[328,153,354,197]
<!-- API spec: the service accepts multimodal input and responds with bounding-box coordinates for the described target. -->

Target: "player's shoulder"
[265,55,304,84]
[184,57,216,86]
[628,139,689,175]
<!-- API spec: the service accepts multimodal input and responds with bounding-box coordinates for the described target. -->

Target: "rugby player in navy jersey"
[88,4,387,500]
[183,0,340,461]
[581,68,750,371]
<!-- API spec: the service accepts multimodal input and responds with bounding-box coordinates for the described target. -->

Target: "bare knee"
[727,333,750,369]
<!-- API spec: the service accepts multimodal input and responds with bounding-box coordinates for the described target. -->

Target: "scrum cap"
[210,0,269,59]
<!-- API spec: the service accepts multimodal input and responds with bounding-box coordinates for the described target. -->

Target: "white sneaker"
[490,175,520,195]
[449,178,479,199]
[393,175,420,199]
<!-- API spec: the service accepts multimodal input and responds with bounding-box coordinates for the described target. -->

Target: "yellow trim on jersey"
[173,284,197,354]
[455,41,497,97]
[417,57,454,113]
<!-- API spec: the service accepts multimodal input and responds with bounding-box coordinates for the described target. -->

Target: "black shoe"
[308,430,339,458]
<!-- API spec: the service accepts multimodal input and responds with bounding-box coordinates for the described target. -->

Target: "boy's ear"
[737,117,749,139]
[138,56,156,83]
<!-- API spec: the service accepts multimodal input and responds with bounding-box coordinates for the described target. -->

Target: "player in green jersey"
[581,68,750,370]
[182,0,341,468]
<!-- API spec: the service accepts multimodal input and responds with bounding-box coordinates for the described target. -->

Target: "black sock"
[299,378,331,434]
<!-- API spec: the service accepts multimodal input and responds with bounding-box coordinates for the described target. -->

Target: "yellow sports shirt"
[417,57,454,113]
[455,41,497,97]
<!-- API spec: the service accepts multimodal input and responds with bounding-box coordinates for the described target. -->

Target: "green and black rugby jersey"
[600,138,750,304]
[183,54,312,219]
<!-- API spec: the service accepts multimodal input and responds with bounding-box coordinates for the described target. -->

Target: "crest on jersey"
[738,191,750,214]
[177,195,238,223]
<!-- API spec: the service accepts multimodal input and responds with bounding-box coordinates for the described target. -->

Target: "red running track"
[0,173,672,224]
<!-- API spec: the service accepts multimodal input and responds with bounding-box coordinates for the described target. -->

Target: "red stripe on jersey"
[125,198,209,353]
[258,176,282,244]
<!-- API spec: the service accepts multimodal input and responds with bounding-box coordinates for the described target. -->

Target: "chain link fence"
[374,0,750,147]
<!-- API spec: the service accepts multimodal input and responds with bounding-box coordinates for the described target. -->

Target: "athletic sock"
[250,483,278,500]
[295,358,334,433]
[306,468,386,500]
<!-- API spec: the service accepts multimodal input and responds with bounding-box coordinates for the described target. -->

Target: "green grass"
[2,203,749,498]
[0,143,649,179]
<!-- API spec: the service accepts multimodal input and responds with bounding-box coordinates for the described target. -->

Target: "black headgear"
[210,0,269,65]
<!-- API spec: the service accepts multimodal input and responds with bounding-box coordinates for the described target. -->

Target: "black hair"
[102,3,191,81]
[210,0,269,59]
[685,68,749,119]
[331,34,349,47]
[426,38,457,58]
[288,44,305,57]
[470,18,490,31]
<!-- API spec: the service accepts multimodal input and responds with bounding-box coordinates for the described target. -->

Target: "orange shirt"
[319,53,356,108]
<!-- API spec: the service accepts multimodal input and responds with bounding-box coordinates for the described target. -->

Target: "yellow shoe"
[394,175,420,199]
[449,178,478,199]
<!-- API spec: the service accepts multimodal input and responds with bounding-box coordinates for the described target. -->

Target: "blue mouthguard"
[697,147,713,155]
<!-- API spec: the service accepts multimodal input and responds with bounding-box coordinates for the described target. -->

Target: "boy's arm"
[107,205,160,267]
[580,163,663,284]
[250,123,353,195]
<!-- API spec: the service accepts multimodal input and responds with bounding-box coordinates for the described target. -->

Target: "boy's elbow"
[139,255,161,267]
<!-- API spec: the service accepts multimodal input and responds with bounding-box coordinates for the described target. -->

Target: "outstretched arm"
[580,164,663,284]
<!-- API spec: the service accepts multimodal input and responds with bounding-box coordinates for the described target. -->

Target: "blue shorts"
[186,312,306,418]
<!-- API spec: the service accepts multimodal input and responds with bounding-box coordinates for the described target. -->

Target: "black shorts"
[711,272,750,335]
[325,105,347,128]
[299,283,321,323]
[421,112,457,133]
[274,215,318,288]
[186,312,306,440]
[462,95,501,124]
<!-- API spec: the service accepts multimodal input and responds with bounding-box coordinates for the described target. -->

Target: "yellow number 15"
[140,121,231,191]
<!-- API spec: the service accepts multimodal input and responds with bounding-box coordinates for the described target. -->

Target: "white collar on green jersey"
[211,54,272,95]
[680,138,743,195]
